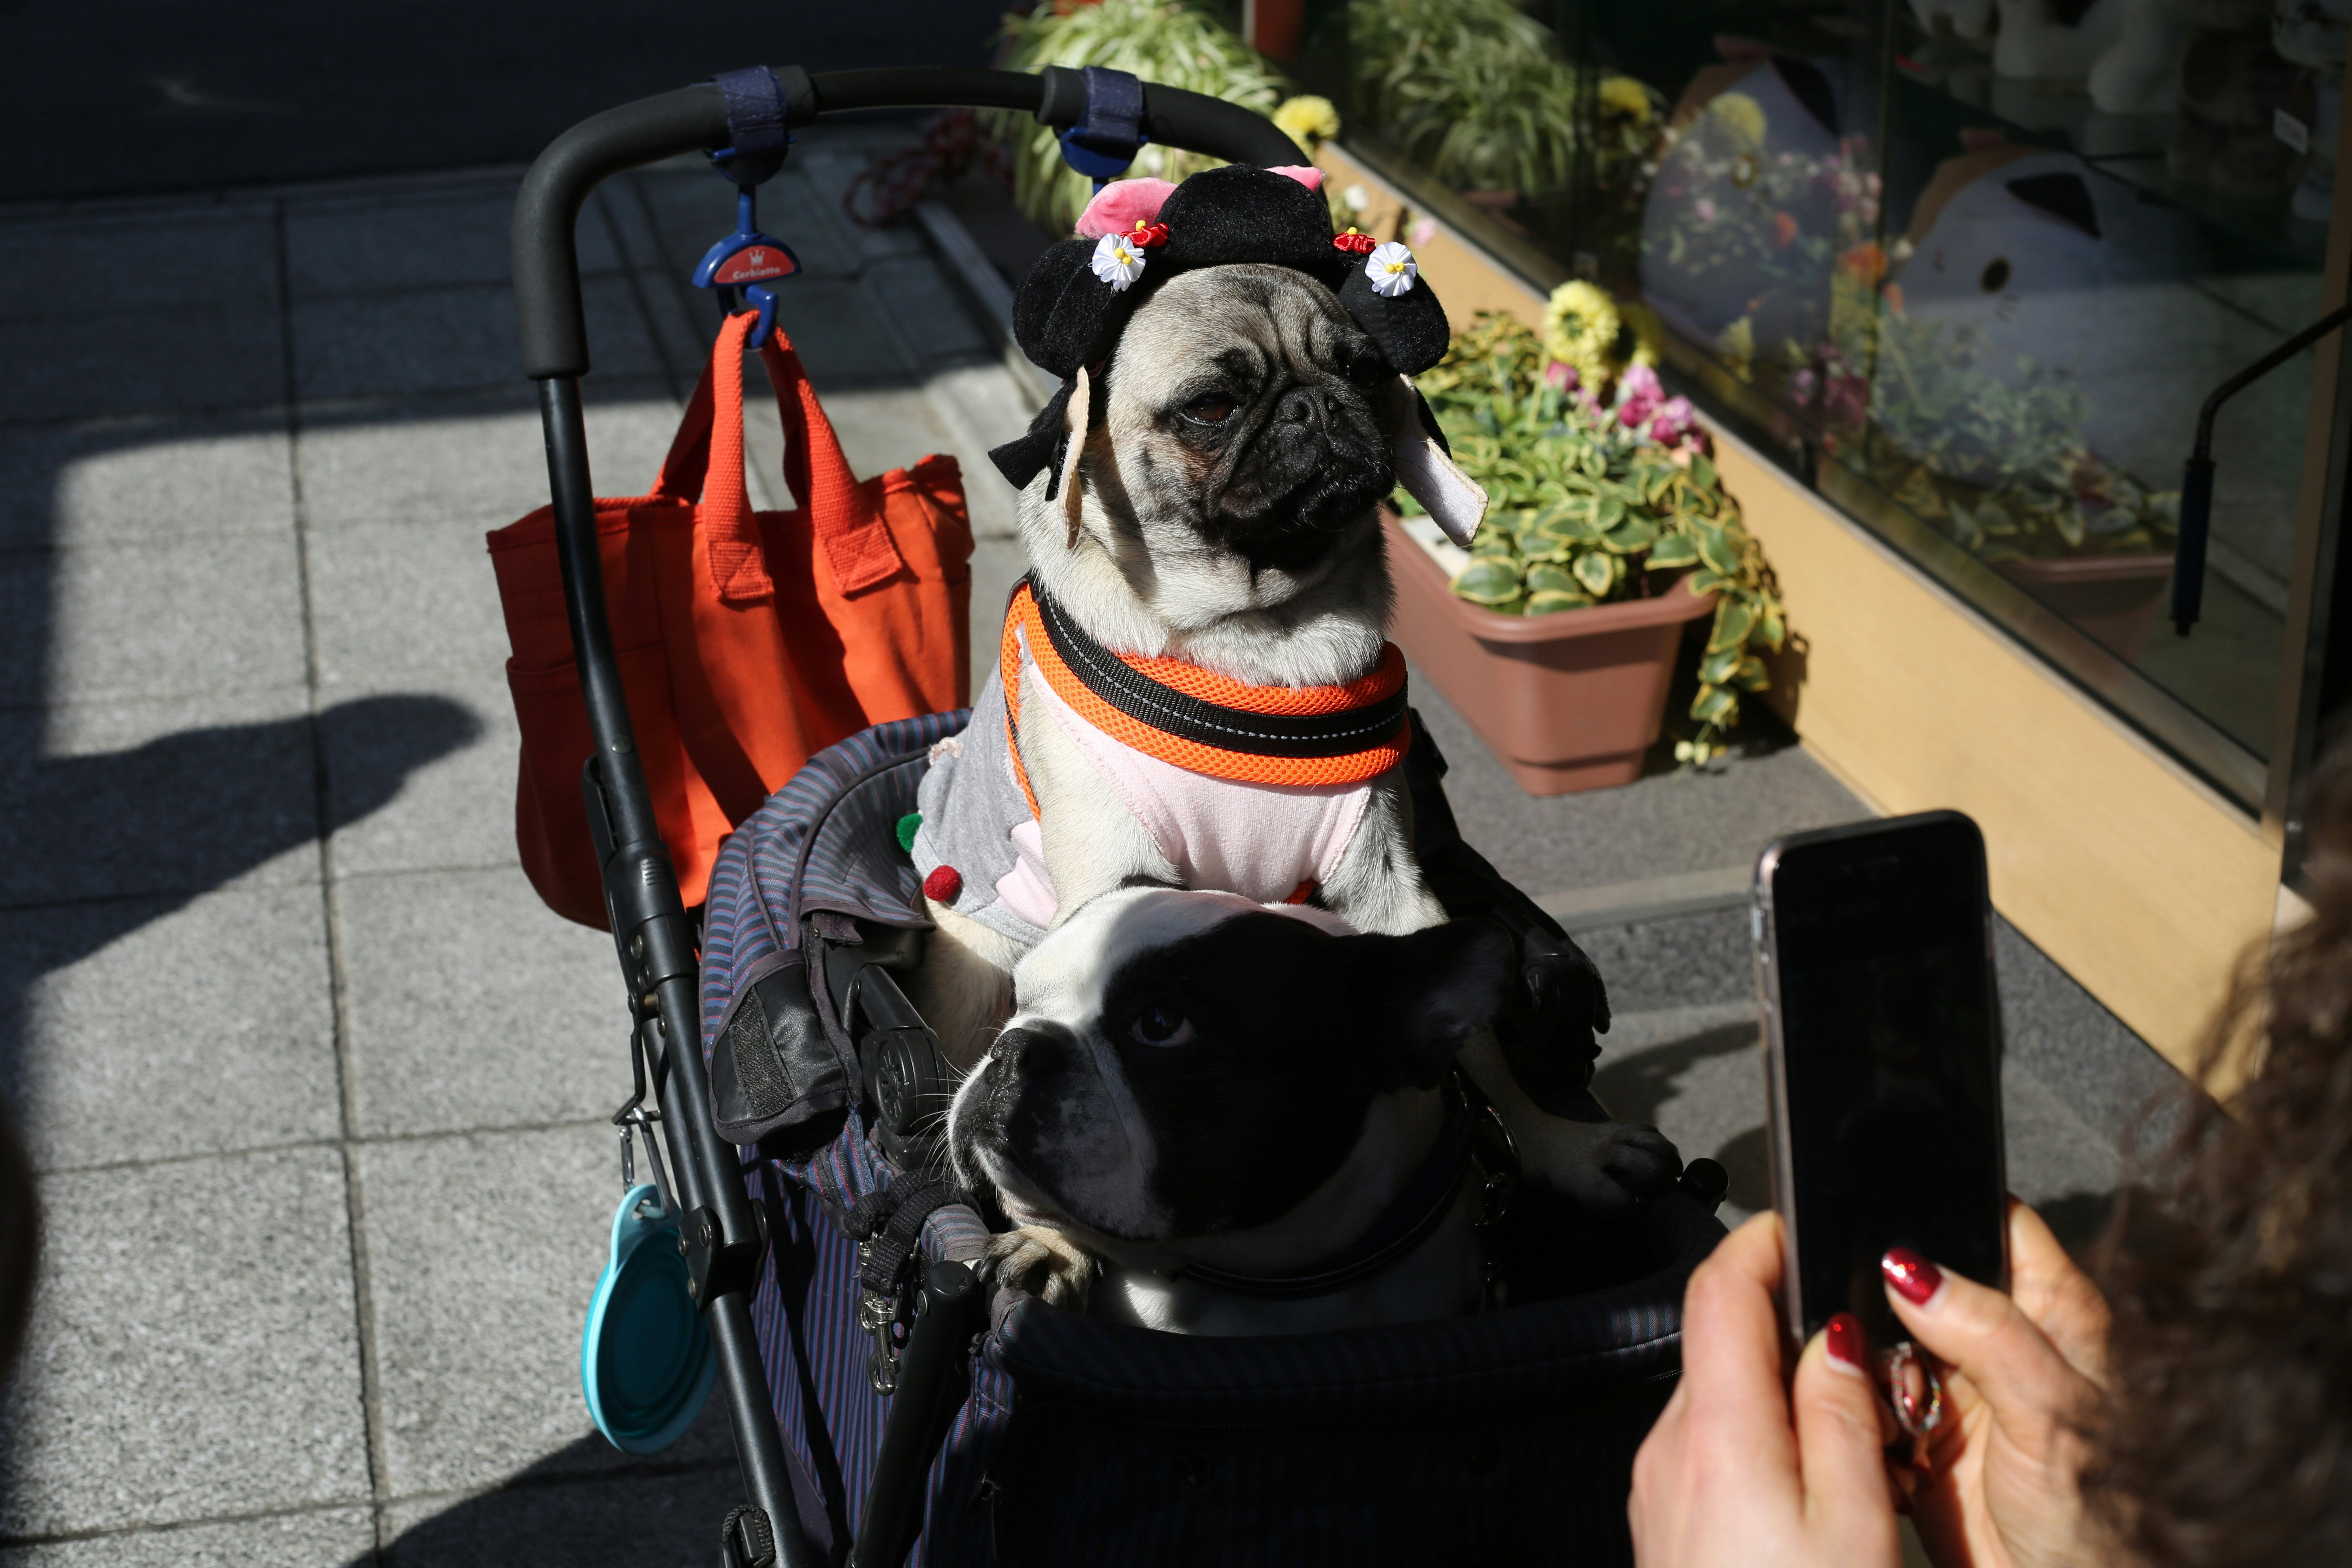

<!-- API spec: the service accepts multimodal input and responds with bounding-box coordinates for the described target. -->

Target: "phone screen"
[1763,813,2007,1345]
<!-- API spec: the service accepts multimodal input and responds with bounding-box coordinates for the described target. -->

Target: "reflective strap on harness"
[998,577,1412,815]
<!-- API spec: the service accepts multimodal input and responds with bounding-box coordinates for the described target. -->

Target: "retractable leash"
[694,65,803,347]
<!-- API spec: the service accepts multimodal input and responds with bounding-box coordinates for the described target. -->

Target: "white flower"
[1365,241,1418,297]
[1091,231,1147,292]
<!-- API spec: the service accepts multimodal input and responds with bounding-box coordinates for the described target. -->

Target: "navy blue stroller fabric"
[701,715,1724,1566]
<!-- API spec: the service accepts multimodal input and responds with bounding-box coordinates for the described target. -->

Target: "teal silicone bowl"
[581,1183,716,1452]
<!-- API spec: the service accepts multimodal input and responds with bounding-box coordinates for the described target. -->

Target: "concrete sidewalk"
[0,123,2172,1566]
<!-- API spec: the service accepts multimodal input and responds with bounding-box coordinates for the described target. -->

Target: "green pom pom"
[895,812,922,854]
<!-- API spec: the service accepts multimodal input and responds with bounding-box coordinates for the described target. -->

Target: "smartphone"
[1755,811,2009,1356]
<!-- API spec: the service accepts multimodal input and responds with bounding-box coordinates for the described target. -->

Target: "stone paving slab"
[335,869,621,1140]
[0,413,293,551]
[13,532,307,708]
[0,1148,368,1539]
[378,1464,738,1568]
[0,1506,377,1568]
[294,381,685,533]
[0,882,337,1173]
[357,1125,724,1501]
[321,680,511,880]
[0,309,289,425]
[0,688,324,906]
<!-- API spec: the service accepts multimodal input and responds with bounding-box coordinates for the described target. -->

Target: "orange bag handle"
[650,311,909,603]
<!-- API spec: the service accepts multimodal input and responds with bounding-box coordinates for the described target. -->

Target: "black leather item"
[709,952,855,1147]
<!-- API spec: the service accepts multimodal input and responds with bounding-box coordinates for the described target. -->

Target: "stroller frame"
[511,66,1301,1568]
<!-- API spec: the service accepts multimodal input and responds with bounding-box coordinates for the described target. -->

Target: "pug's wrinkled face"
[1081,264,1406,599]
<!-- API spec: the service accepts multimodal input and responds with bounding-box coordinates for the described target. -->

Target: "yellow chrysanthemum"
[1706,92,1767,146]
[1597,76,1653,125]
[1544,280,1622,390]
[1273,95,1341,153]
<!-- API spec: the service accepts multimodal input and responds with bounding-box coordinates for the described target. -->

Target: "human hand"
[1630,1212,1903,1568]
[1888,1198,2115,1568]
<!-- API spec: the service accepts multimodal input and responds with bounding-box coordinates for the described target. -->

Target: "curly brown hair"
[2084,743,2352,1567]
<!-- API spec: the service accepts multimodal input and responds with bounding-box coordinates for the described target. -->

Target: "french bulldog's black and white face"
[948,887,1514,1245]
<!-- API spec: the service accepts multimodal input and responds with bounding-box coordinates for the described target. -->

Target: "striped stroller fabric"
[700,715,1724,1567]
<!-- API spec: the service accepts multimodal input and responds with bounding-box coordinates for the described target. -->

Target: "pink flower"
[1789,368,1820,406]
[1618,363,1663,404]
[1693,197,1717,223]
[1618,396,1657,430]
[1543,359,1579,392]
[1074,178,1176,238]
[1649,396,1697,445]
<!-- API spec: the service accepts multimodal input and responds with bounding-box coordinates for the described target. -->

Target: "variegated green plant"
[1410,314,1788,754]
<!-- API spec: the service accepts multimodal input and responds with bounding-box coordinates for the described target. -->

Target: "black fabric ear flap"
[1339,267,1453,376]
[1012,238,1130,379]
[1352,920,1517,1091]
[988,376,1078,492]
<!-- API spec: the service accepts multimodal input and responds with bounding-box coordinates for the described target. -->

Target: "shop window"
[1302,0,2346,807]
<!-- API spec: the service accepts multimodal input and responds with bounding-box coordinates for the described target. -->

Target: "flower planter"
[1992,551,2172,661]
[1383,512,1718,794]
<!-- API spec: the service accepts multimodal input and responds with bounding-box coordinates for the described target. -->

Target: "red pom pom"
[922,865,964,903]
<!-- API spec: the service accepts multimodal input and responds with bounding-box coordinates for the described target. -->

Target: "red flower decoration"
[1332,229,1379,256]
[1129,220,1171,249]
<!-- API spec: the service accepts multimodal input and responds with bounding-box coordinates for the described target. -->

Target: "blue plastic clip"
[693,184,800,349]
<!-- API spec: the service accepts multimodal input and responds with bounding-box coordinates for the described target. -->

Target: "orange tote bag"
[488,310,973,928]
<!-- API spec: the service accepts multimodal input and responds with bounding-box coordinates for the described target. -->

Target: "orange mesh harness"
[999,578,1411,819]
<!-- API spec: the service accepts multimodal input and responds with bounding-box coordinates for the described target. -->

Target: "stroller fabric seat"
[700,715,1724,1566]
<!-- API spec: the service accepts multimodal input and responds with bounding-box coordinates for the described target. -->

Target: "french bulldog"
[949,887,1515,1333]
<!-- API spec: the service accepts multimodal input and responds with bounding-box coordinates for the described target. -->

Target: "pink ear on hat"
[1074,178,1177,239]
[1268,165,1326,192]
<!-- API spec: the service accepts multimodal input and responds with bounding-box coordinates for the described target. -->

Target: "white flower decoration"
[1365,241,1418,297]
[1091,231,1147,292]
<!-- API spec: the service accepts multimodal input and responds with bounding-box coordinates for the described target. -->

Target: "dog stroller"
[510,65,1727,1568]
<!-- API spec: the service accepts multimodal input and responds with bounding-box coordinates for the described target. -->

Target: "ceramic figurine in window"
[1886,136,2212,495]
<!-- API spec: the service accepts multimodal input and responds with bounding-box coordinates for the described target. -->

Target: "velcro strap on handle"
[713,65,792,187]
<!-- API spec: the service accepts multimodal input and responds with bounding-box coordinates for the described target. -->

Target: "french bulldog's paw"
[988,1224,1100,1310]
[1515,1116,1685,1215]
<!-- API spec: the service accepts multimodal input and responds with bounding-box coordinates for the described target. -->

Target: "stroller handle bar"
[512,66,1304,379]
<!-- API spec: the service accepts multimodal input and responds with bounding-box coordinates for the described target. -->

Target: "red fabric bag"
[488,310,972,927]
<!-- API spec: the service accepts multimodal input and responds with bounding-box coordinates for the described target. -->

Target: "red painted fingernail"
[1824,1312,1866,1369]
[1882,1247,1943,1305]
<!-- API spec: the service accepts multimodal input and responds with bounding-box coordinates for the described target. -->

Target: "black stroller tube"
[540,377,817,1566]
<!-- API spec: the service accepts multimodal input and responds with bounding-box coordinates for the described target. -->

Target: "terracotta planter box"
[1383,513,1718,795]
[1993,551,2172,660]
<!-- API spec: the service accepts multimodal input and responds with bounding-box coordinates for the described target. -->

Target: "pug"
[949,887,1515,1333]
[904,170,1678,1301]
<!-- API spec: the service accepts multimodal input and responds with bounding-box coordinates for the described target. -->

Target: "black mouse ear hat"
[993,164,1452,488]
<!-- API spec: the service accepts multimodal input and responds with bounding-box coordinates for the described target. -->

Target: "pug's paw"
[988,1224,1100,1310]
[1514,1117,1684,1215]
